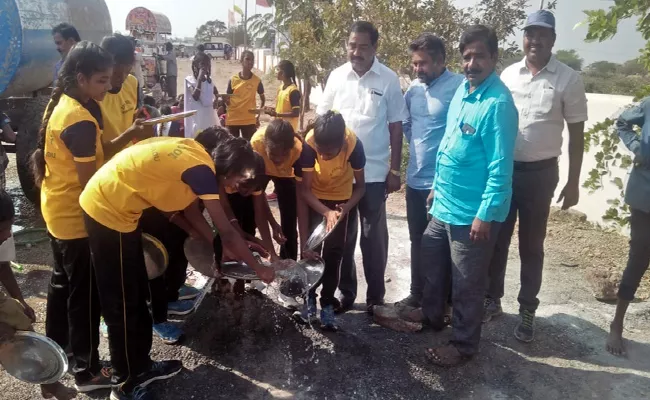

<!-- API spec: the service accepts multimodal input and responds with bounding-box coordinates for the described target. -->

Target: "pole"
[539,0,544,9]
[244,0,248,49]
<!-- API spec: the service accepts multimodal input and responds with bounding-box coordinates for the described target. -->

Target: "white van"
[203,42,225,59]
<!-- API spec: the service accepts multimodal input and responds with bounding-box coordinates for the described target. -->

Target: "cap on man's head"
[524,10,555,30]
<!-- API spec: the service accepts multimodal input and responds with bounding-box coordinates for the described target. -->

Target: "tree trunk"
[303,79,311,112]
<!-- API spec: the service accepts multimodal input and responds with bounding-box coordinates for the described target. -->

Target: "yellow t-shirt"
[301,129,365,201]
[226,73,263,126]
[275,83,300,132]
[250,126,302,179]
[80,137,220,233]
[41,94,105,240]
[100,74,138,144]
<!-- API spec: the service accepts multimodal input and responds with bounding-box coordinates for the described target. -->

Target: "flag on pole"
[228,9,236,27]
[256,0,270,7]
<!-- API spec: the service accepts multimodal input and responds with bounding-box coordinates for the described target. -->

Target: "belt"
[513,157,558,171]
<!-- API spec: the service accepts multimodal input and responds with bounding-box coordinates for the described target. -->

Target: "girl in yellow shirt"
[264,60,301,133]
[250,119,306,262]
[78,130,274,399]
[225,50,265,140]
[31,41,151,394]
[296,111,366,331]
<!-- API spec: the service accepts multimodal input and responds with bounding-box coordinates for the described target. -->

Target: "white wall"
[308,89,635,231]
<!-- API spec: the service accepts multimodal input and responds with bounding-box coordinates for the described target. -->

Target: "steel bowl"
[184,237,217,277]
[0,331,68,384]
[143,233,169,280]
[304,218,341,252]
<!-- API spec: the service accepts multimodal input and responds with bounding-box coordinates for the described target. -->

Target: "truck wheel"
[16,96,48,205]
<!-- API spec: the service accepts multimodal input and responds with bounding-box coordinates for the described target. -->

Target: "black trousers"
[229,192,256,236]
[264,177,298,260]
[45,234,101,380]
[84,213,152,389]
[618,208,650,301]
[487,158,559,313]
[405,186,430,300]
[139,208,189,324]
[227,125,257,141]
[308,199,350,308]
[166,75,177,99]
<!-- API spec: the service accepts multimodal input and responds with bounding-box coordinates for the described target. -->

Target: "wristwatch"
[390,169,400,177]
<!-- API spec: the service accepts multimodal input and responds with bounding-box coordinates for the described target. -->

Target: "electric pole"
[244,0,248,49]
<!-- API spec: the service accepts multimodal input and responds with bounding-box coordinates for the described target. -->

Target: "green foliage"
[586,60,620,75]
[195,20,228,43]
[556,49,584,71]
[583,0,650,226]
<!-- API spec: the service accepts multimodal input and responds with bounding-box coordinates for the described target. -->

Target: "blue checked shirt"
[431,72,519,225]
[403,69,463,191]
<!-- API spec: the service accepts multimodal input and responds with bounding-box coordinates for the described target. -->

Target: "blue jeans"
[421,217,500,356]
[618,208,650,301]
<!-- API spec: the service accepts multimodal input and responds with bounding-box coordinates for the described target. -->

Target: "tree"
[227,25,251,48]
[618,58,647,76]
[586,60,620,76]
[555,49,583,71]
[195,19,228,43]
[499,50,524,72]
[582,0,650,226]
[471,0,529,58]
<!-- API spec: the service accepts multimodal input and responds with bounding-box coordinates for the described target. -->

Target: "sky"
[104,0,645,65]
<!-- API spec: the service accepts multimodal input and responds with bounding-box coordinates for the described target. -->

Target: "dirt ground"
[1,59,649,399]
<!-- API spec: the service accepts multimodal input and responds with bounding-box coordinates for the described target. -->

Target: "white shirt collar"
[345,57,381,78]
[518,55,559,75]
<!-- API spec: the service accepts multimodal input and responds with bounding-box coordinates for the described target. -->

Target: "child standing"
[264,60,301,133]
[225,50,265,140]
[31,41,151,394]
[250,119,305,261]
[184,53,219,137]
[297,111,366,331]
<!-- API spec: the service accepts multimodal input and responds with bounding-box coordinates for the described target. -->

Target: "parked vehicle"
[203,42,226,59]
[0,0,112,204]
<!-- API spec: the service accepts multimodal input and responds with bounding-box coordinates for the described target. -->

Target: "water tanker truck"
[0,0,112,203]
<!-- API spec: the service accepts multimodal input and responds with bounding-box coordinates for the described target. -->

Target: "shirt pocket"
[448,125,479,164]
[361,89,385,118]
[535,86,556,117]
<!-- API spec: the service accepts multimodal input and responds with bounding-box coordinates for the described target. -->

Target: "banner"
[256,0,270,7]
[228,9,236,27]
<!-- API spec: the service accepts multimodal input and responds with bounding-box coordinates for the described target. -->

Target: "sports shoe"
[320,305,339,332]
[293,295,317,324]
[395,294,421,309]
[167,300,195,316]
[178,284,201,300]
[153,322,184,345]
[134,360,183,389]
[110,386,153,400]
[482,298,503,323]
[75,367,113,393]
[514,310,536,343]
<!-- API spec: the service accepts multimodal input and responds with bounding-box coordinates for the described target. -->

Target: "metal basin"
[304,218,341,252]
[143,233,169,280]
[0,332,68,384]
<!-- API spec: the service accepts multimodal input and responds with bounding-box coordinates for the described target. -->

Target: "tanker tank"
[0,0,112,97]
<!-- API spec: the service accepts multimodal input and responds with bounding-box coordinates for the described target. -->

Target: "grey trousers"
[486,159,559,313]
[421,217,500,356]
[406,186,431,301]
[338,182,388,304]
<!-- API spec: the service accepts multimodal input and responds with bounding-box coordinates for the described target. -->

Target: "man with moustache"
[421,25,518,366]
[52,23,81,85]
[317,21,408,314]
[485,10,588,343]
[397,33,463,311]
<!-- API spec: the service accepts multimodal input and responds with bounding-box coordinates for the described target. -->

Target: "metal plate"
[221,262,259,280]
[143,233,169,280]
[304,218,341,252]
[0,331,68,384]
[184,237,217,277]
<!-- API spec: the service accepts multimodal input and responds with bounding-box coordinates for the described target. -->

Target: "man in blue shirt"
[398,33,462,310]
[52,23,80,86]
[421,25,518,366]
[606,98,650,356]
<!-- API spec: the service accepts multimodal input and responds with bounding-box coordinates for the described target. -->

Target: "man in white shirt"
[484,10,588,343]
[316,21,408,313]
